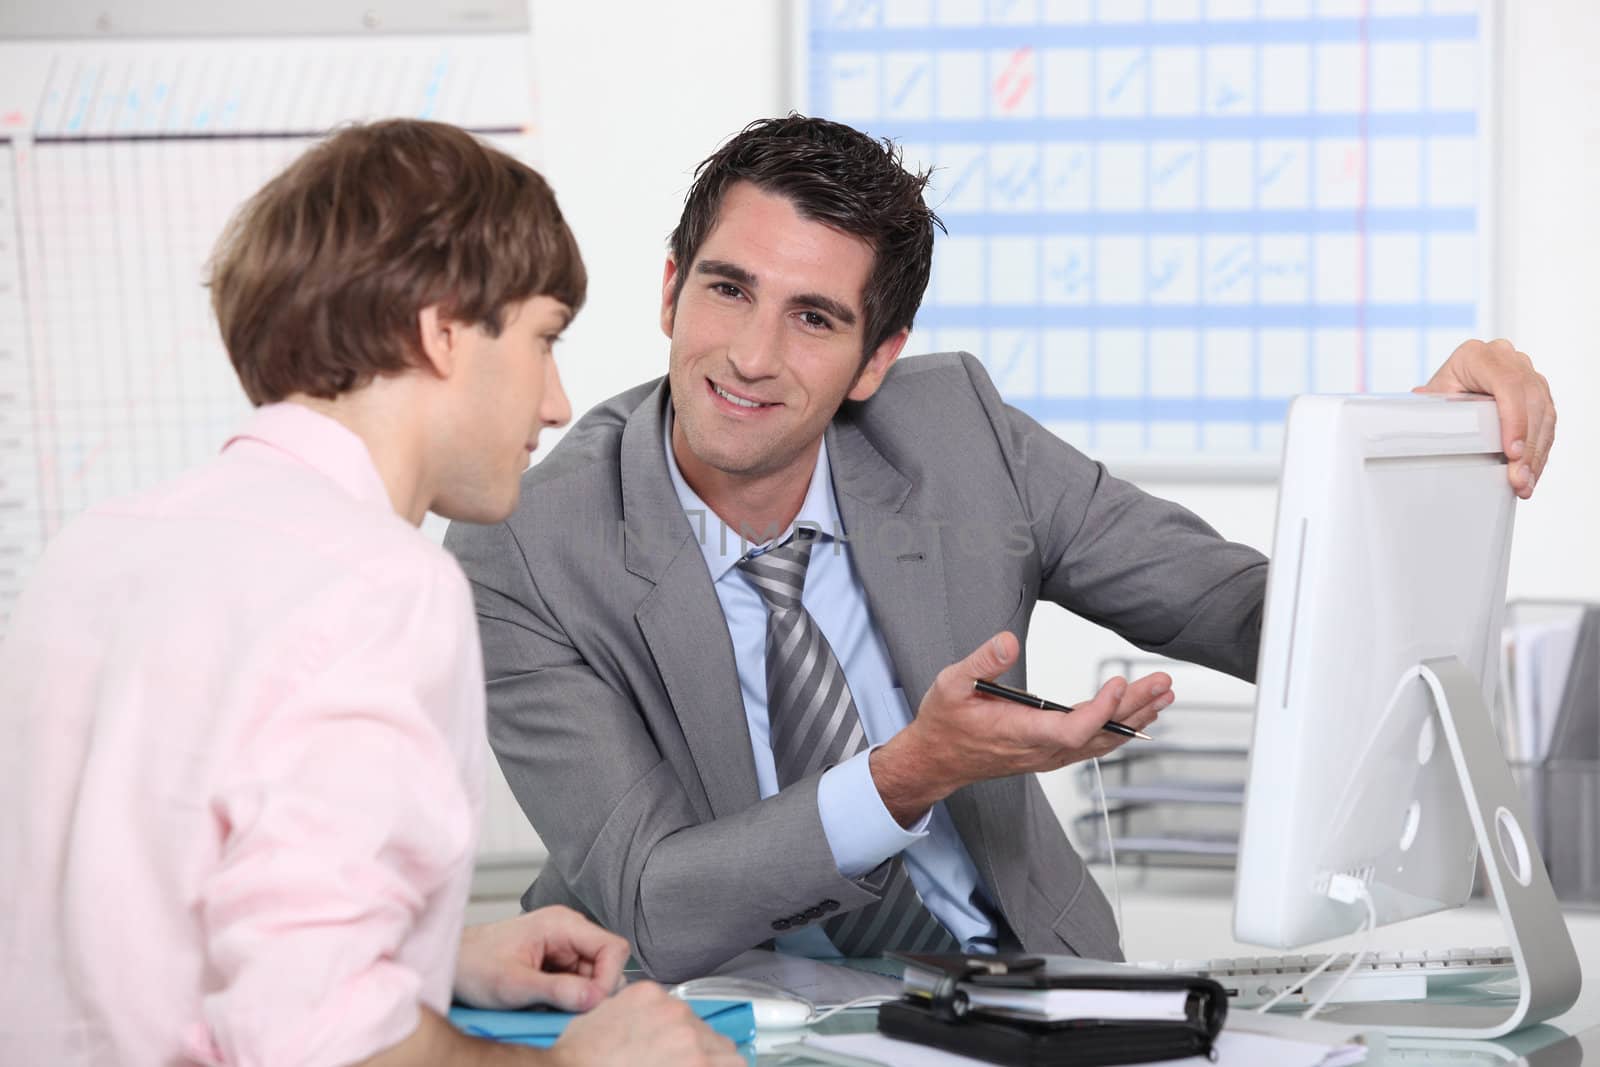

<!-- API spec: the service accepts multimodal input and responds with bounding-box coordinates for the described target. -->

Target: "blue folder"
[449,998,757,1048]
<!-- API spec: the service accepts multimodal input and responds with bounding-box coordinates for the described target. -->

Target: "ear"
[659,256,680,339]
[846,328,909,402]
[416,304,461,380]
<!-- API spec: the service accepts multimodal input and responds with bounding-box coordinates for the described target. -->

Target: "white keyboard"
[1134,946,1518,1009]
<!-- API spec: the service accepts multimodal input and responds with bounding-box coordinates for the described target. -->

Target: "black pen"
[973,678,1153,740]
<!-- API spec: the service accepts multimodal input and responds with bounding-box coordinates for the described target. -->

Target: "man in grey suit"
[445,116,1556,982]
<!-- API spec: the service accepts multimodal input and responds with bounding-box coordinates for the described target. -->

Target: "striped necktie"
[737,527,960,956]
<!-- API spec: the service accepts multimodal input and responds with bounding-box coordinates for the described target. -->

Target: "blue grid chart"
[805,1,1483,468]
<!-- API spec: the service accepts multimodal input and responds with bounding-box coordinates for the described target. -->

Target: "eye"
[711,281,745,300]
[798,310,833,331]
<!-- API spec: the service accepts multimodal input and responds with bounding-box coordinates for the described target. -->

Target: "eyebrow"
[695,259,859,328]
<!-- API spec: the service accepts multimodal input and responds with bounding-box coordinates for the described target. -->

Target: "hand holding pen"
[868,633,1175,829]
[973,678,1155,741]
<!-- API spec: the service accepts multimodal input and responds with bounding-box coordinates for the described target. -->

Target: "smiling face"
[430,293,573,523]
[661,182,906,499]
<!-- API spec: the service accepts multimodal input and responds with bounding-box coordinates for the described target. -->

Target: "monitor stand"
[1313,657,1583,1039]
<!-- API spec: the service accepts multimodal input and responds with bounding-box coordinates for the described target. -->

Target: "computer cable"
[1301,875,1377,1020]
[1253,873,1377,1016]
[807,995,902,1024]
[1090,755,1127,957]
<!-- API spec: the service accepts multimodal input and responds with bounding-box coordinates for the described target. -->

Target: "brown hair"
[209,119,585,405]
[668,114,942,362]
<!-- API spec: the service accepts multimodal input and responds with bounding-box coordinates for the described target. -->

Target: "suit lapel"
[622,386,761,819]
[827,418,1025,931]
[832,412,1030,940]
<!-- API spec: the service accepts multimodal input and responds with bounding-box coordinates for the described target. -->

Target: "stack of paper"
[951,985,1192,1022]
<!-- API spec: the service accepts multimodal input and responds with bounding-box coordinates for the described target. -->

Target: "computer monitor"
[1233,394,1581,1038]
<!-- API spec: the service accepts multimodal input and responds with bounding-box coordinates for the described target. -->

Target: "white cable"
[1253,876,1377,1016]
[1303,879,1377,1020]
[1254,948,1343,1014]
[1090,756,1126,957]
[807,994,900,1024]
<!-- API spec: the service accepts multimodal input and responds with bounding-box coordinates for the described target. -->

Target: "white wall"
[526,2,788,447]
[511,0,1600,855]
[474,2,790,866]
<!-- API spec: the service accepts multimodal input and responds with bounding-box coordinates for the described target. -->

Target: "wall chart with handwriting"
[0,29,536,629]
[802,0,1487,474]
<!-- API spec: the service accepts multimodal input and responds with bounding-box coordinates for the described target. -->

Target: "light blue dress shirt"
[663,412,1000,956]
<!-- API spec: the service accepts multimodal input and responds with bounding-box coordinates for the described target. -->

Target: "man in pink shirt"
[0,121,740,1067]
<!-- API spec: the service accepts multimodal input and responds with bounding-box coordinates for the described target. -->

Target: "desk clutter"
[875,952,1227,1065]
[782,953,1377,1067]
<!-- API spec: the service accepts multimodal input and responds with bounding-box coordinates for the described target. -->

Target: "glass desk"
[753,1012,1600,1066]
[739,897,1600,1067]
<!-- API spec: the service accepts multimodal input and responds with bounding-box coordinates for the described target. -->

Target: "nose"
[726,307,783,381]
[542,355,572,429]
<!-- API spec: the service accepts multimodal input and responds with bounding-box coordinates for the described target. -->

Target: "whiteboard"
[796,0,1492,478]
[0,28,539,631]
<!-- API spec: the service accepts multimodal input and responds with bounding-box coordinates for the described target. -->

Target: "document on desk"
[1170,1029,1368,1067]
[709,949,902,1006]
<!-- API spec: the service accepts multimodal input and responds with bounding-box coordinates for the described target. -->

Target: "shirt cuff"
[816,746,931,879]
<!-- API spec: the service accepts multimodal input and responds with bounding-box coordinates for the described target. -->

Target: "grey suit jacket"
[445,352,1268,982]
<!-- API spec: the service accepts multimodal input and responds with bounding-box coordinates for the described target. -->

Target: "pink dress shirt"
[0,403,487,1067]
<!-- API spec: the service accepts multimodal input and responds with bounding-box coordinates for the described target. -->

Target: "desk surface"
[753,875,1600,1065]
[755,1019,1596,1065]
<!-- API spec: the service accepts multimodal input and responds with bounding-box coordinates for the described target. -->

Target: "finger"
[1486,340,1540,459]
[1492,382,1531,475]
[1525,378,1555,482]
[1123,703,1164,731]
[1501,379,1543,498]
[1116,699,1169,734]
[1429,340,1537,466]
[539,924,630,978]
[508,971,609,1012]
[621,977,665,998]
[585,934,632,995]
[958,631,1020,687]
[1533,406,1556,494]
[1115,673,1171,717]
[1048,676,1125,747]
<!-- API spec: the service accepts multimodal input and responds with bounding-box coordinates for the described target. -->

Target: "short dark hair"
[209,119,585,405]
[668,114,942,360]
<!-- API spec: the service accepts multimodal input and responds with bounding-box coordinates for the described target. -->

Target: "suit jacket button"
[803,905,823,920]
[772,918,792,931]
[820,898,840,912]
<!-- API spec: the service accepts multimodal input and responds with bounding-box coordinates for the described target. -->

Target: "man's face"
[433,293,572,523]
[661,181,905,488]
